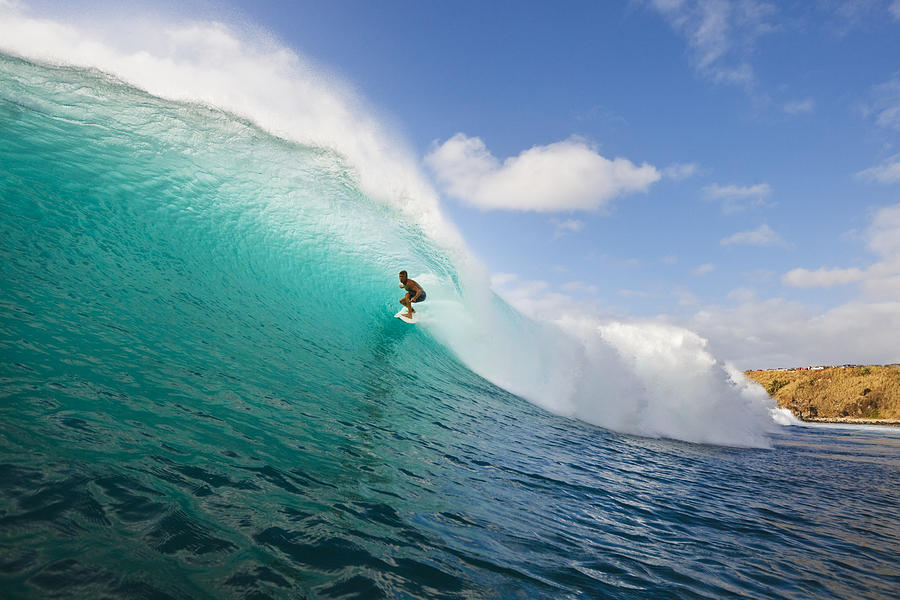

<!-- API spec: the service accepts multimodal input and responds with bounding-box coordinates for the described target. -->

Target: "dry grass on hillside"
[744,365,900,420]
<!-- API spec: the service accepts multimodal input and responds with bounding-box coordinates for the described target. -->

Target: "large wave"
[0,3,779,447]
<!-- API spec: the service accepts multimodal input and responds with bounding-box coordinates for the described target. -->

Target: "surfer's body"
[398,270,425,319]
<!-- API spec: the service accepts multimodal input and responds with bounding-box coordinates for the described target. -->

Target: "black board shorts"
[410,291,426,303]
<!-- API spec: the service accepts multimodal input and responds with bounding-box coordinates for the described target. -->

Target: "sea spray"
[594,322,776,447]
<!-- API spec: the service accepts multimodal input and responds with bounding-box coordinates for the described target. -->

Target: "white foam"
[569,319,777,447]
[770,408,802,426]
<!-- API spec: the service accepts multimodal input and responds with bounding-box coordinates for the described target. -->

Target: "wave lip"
[0,2,462,251]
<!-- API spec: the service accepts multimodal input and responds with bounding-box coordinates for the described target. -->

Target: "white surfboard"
[394,310,415,324]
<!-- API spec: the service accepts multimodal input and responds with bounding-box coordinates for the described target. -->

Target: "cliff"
[744,365,900,422]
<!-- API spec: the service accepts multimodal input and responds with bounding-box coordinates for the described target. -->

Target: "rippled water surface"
[2,54,899,599]
[3,373,899,600]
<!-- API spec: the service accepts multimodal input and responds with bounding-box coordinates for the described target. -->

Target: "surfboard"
[394,310,415,324]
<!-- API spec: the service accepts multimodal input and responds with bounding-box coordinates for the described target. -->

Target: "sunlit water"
[2,54,898,600]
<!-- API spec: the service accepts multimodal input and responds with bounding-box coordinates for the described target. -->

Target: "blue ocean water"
[1,53,899,600]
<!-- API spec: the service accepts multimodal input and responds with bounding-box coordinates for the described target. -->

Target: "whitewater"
[1,7,898,600]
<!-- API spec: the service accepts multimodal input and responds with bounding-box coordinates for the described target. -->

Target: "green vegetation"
[767,379,789,395]
[745,365,900,421]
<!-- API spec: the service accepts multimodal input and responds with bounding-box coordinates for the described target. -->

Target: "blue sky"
[10,0,900,367]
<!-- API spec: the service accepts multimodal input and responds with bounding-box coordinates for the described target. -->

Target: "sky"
[10,0,900,368]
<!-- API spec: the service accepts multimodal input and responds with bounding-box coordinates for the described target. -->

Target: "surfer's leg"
[410,291,423,313]
[401,294,413,318]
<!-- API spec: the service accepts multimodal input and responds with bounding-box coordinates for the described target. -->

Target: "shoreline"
[797,416,900,427]
[745,366,899,424]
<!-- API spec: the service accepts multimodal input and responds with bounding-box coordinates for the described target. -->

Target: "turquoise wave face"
[3,53,900,600]
[0,52,461,413]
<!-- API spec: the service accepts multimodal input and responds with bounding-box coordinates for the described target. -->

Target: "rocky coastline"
[745,365,900,425]
[799,416,900,427]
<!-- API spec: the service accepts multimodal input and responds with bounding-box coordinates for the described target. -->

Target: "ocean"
[1,47,899,599]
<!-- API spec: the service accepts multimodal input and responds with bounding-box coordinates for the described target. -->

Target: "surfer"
[398,270,426,319]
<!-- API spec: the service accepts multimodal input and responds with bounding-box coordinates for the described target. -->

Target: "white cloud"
[618,289,651,298]
[865,72,900,131]
[661,255,678,264]
[425,133,660,212]
[861,262,900,299]
[868,203,900,258]
[497,278,552,309]
[490,272,616,321]
[493,205,900,370]
[720,224,785,246]
[684,298,900,368]
[562,281,599,294]
[779,204,900,296]
[646,0,778,89]
[663,162,699,180]
[858,155,900,184]
[782,267,865,288]
[727,287,756,303]
[784,98,815,115]
[703,182,771,212]
[673,287,702,308]
[704,182,771,199]
[830,0,900,27]
[551,218,585,237]
[584,253,643,269]
[693,263,715,276]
